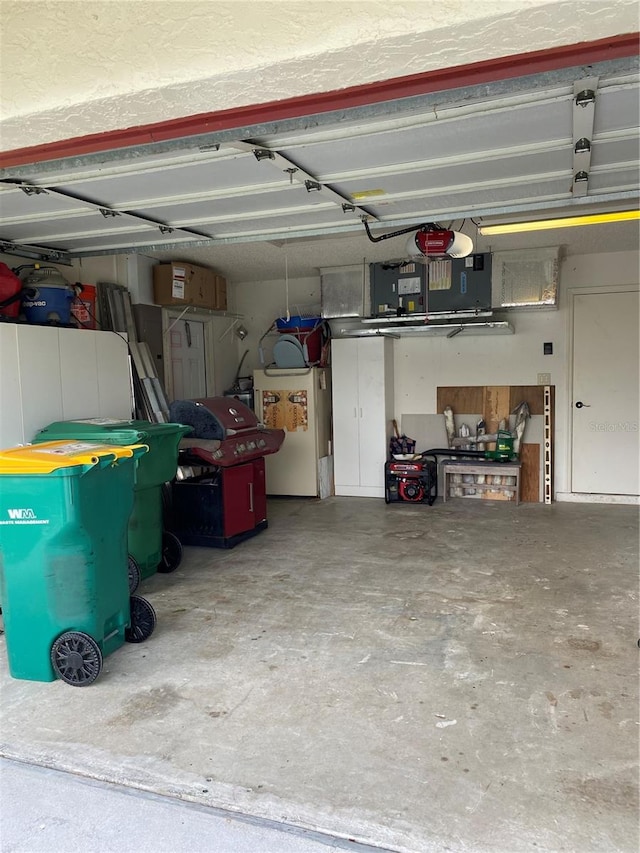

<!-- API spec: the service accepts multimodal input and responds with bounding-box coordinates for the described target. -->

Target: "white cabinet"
[0,325,132,448]
[331,337,394,497]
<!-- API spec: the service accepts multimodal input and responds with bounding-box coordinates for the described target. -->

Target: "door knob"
[575,401,591,409]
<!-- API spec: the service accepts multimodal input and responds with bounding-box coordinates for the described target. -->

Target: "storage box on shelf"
[153,262,227,311]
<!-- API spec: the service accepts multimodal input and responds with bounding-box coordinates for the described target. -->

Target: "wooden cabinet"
[331,337,394,497]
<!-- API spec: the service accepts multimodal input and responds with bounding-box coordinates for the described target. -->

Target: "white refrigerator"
[253,367,332,497]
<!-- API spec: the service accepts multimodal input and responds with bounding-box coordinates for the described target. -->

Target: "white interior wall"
[233,275,321,376]
[3,0,637,150]
[233,249,639,497]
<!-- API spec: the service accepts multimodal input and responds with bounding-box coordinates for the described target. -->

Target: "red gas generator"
[385,456,438,505]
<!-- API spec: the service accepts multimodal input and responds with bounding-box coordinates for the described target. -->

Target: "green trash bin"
[0,441,156,685]
[34,419,192,591]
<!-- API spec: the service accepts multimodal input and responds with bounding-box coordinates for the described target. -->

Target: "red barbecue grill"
[168,397,285,548]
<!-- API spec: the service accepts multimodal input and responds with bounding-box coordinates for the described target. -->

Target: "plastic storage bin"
[0,441,156,685]
[34,419,191,590]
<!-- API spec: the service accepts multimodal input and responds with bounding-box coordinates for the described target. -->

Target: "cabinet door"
[0,325,24,445]
[357,338,388,490]
[96,331,133,417]
[331,340,361,488]
[59,327,100,419]
[17,325,63,440]
[222,464,255,537]
[252,458,267,523]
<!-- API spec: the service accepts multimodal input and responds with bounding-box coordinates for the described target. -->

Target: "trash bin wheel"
[125,595,157,644]
[50,631,103,687]
[157,530,183,574]
[128,555,141,593]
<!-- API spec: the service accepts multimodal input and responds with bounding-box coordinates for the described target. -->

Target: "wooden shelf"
[441,460,522,505]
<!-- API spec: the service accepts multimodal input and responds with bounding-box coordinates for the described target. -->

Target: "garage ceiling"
[1,56,638,280]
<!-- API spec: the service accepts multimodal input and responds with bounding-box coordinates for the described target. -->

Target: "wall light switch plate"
[537,373,551,385]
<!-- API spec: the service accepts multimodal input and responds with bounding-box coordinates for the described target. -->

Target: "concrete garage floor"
[0,498,638,853]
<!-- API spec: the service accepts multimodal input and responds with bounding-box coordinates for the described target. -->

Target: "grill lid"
[169,397,259,440]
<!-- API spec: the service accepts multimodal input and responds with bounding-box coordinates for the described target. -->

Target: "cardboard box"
[153,262,216,309]
[214,275,227,311]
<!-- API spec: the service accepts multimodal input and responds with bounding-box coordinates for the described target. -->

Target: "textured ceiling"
[2,0,638,149]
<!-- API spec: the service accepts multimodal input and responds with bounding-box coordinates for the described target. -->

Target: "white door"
[357,338,388,490]
[170,319,207,400]
[572,289,639,495]
[331,340,361,489]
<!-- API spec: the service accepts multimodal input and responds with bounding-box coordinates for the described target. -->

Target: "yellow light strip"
[478,209,640,235]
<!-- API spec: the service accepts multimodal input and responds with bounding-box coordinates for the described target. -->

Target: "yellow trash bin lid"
[0,441,149,474]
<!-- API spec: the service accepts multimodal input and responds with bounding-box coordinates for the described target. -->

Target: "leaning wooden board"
[483,385,510,450]
[519,443,540,502]
[436,387,483,415]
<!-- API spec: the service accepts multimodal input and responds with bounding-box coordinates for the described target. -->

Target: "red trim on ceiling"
[1,32,638,170]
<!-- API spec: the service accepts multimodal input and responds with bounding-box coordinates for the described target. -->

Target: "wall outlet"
[537,373,551,385]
